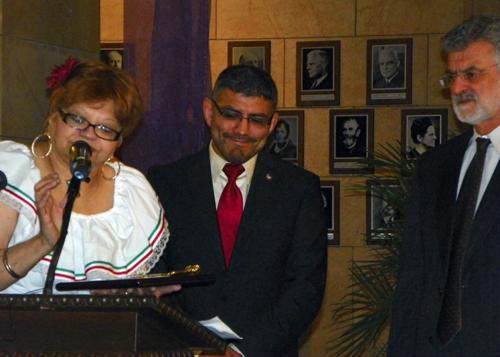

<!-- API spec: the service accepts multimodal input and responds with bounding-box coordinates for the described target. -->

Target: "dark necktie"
[217,163,245,267]
[437,137,491,346]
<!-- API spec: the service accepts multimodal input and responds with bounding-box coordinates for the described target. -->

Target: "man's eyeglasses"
[439,63,500,88]
[211,99,273,127]
[58,108,122,141]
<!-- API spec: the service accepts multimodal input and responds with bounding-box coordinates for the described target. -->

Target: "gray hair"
[307,50,329,66]
[441,14,500,57]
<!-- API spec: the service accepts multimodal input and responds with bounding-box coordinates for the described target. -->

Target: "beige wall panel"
[428,34,451,106]
[2,37,98,141]
[209,40,228,86]
[374,107,402,146]
[209,0,217,39]
[357,0,467,36]
[101,0,124,43]
[411,35,429,105]
[271,40,286,109]
[472,0,500,15]
[216,0,356,39]
[3,0,99,51]
[299,247,354,356]
[340,38,369,107]
[303,108,330,174]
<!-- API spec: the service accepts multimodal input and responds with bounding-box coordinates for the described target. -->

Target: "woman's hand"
[34,173,64,250]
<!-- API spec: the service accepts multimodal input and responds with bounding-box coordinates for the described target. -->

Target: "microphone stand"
[43,176,86,295]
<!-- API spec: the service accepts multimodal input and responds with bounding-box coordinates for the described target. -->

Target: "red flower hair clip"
[45,56,80,90]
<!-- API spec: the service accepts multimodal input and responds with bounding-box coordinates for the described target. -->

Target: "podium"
[0,294,226,356]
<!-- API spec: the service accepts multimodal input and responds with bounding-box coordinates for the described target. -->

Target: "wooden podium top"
[0,294,227,357]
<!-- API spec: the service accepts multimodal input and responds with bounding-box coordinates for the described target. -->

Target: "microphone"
[69,141,92,181]
[0,170,7,191]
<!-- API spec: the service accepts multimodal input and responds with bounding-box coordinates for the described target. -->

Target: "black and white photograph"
[100,43,124,69]
[330,109,374,175]
[266,110,304,167]
[296,41,340,107]
[228,41,271,73]
[401,108,448,158]
[366,180,402,245]
[321,180,340,246]
[366,38,412,105]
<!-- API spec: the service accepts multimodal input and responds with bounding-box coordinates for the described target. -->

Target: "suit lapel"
[464,156,500,265]
[435,132,473,272]
[188,149,227,270]
[230,153,278,267]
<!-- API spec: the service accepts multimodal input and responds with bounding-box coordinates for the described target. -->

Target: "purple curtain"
[121,0,212,174]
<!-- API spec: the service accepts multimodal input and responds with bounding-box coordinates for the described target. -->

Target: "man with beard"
[148,65,327,357]
[388,14,500,356]
[268,119,297,159]
[336,117,366,158]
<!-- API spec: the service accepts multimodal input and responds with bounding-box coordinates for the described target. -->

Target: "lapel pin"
[266,173,273,181]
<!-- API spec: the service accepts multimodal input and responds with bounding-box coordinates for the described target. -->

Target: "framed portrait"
[266,110,304,167]
[401,108,448,158]
[366,38,413,105]
[228,41,271,73]
[321,180,341,246]
[366,180,402,245]
[100,43,124,69]
[296,41,341,107]
[329,109,374,175]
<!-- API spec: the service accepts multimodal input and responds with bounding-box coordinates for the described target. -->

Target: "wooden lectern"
[0,294,226,356]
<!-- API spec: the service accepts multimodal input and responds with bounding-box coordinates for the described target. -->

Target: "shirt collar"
[472,125,500,154]
[209,140,257,182]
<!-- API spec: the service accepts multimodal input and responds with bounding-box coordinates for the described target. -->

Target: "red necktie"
[217,163,245,267]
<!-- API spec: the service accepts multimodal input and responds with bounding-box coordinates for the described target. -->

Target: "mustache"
[454,91,478,104]
[223,133,257,143]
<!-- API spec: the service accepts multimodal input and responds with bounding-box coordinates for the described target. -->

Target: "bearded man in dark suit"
[389,14,500,356]
[148,65,327,357]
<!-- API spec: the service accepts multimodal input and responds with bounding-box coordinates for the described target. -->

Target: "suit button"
[438,288,443,296]
[220,295,228,302]
[429,336,434,344]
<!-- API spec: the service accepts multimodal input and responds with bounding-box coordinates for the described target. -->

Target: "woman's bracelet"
[3,249,24,279]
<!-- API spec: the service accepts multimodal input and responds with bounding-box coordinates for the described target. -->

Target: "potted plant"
[328,142,416,357]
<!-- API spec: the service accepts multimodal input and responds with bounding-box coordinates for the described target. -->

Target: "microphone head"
[0,170,7,191]
[69,141,92,180]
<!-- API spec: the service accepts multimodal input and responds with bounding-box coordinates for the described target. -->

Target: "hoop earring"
[101,157,121,180]
[31,133,52,159]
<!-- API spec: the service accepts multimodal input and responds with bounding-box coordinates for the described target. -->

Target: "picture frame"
[296,41,341,107]
[366,38,413,105]
[329,109,374,175]
[320,180,341,246]
[401,108,448,158]
[100,43,124,69]
[228,41,271,73]
[366,180,402,245]
[266,110,304,167]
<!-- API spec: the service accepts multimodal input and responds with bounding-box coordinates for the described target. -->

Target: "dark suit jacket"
[388,130,500,356]
[148,148,327,357]
[373,70,405,89]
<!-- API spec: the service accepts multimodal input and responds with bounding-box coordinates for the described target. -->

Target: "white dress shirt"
[457,126,500,211]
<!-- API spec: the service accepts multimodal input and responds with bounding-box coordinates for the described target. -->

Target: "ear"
[203,98,213,127]
[268,112,279,133]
